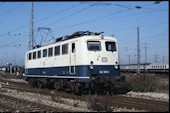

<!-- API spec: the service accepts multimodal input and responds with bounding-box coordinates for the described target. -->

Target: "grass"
[0,72,24,79]
[124,73,169,93]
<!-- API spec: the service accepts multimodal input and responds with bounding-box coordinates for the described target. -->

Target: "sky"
[0,1,169,66]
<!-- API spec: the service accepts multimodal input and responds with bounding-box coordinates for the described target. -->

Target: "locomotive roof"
[55,31,104,42]
[32,31,105,49]
[28,31,116,52]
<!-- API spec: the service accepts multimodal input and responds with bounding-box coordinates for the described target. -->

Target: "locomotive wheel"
[37,81,44,88]
[54,81,62,91]
[108,82,113,96]
[73,83,82,96]
[28,78,36,87]
[96,83,104,95]
[89,81,96,95]
[104,82,113,96]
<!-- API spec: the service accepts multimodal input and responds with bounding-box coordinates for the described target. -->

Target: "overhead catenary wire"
[51,2,167,34]
[0,3,121,38]
[0,2,168,50]
[0,2,165,38]
[0,23,167,50]
[0,2,168,66]
[119,33,168,46]
[137,7,168,11]
[118,1,167,12]
[0,2,130,38]
[0,2,83,38]
[51,9,130,34]
[46,5,92,27]
[36,3,83,23]
[0,14,168,49]
[0,3,22,17]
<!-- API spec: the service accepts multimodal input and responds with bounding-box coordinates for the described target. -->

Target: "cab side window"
[55,46,60,56]
[28,53,32,60]
[48,47,53,57]
[43,49,47,57]
[37,50,41,59]
[62,44,68,55]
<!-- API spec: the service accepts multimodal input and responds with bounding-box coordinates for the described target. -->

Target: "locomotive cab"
[82,35,120,76]
[72,34,124,90]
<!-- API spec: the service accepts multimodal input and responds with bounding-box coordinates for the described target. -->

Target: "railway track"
[0,78,169,112]
[0,78,28,86]
[0,93,68,112]
[110,95,169,112]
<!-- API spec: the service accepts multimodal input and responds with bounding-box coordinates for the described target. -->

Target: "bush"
[88,95,115,112]
[128,74,163,92]
[1,73,24,79]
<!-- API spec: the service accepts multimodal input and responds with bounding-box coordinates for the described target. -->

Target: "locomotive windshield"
[87,41,101,51]
[105,42,116,52]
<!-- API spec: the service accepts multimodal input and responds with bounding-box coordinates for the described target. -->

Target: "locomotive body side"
[24,35,120,81]
[24,32,125,94]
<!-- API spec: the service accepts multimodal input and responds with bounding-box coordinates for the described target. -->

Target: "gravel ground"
[2,78,28,83]
[122,91,169,102]
[0,88,146,112]
[2,78,169,102]
[0,78,169,112]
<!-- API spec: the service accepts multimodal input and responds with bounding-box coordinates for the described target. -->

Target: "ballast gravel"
[0,87,169,112]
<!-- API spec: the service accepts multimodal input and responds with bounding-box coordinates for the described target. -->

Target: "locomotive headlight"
[114,61,118,69]
[114,65,118,69]
[89,61,94,70]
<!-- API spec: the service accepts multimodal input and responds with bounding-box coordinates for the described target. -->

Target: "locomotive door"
[69,42,76,74]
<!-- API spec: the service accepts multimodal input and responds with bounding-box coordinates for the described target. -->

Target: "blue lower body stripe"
[25,65,120,78]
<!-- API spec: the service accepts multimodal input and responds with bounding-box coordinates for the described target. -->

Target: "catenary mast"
[29,2,34,50]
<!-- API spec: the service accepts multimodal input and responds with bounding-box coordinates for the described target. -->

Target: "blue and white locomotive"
[24,31,126,94]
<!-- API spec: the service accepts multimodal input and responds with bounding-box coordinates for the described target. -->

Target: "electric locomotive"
[24,31,128,94]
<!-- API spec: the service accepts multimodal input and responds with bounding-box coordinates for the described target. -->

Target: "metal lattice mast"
[29,2,34,50]
[143,43,149,64]
[137,26,140,74]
